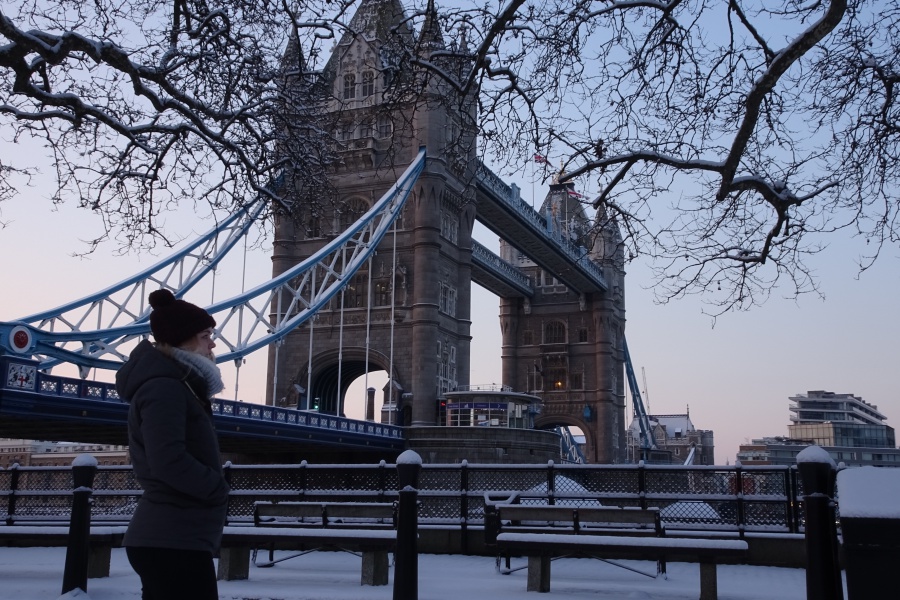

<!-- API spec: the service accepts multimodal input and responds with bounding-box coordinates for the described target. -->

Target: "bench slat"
[253,501,396,526]
[496,531,748,556]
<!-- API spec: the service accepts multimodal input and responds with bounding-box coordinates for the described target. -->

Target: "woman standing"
[116,289,230,600]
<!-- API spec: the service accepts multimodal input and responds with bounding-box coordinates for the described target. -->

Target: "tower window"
[362,71,375,97]
[439,283,457,316]
[378,115,393,138]
[544,321,566,344]
[343,73,356,100]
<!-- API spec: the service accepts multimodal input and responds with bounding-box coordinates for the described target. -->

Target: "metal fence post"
[797,447,843,600]
[393,450,421,600]
[547,460,556,505]
[637,460,647,510]
[735,462,746,538]
[459,460,469,554]
[62,454,98,595]
[6,462,20,526]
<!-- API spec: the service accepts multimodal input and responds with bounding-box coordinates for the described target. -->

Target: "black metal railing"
[1,460,806,536]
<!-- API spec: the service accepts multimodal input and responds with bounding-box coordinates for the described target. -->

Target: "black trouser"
[126,546,218,600]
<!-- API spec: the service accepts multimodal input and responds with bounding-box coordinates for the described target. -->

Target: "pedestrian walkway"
[0,546,810,600]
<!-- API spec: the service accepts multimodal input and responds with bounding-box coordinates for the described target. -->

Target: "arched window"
[544,321,566,344]
[362,71,375,96]
[343,73,356,100]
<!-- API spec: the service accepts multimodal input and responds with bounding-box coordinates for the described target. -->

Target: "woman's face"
[181,327,216,360]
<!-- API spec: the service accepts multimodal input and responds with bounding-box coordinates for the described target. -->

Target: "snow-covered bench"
[0,524,127,578]
[484,504,747,599]
[217,501,398,585]
[485,505,666,572]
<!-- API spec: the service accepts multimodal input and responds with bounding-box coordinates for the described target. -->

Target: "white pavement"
[0,546,816,600]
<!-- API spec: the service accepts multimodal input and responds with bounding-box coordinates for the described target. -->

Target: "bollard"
[62,454,98,595]
[837,466,900,600]
[796,446,843,600]
[393,450,421,600]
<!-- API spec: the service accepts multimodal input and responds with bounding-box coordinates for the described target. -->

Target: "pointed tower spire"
[418,0,445,57]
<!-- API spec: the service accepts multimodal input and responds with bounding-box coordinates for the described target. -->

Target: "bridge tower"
[499,182,628,463]
[267,0,479,427]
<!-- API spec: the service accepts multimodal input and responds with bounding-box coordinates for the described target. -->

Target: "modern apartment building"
[737,390,899,467]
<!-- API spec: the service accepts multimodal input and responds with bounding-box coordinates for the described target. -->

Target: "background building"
[626,410,715,465]
[0,439,130,468]
[737,390,900,467]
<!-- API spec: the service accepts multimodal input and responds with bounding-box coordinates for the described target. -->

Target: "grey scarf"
[171,347,225,397]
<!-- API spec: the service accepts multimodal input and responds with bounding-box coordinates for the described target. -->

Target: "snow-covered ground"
[0,545,816,600]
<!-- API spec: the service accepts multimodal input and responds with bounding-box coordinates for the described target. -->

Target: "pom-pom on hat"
[148,289,216,347]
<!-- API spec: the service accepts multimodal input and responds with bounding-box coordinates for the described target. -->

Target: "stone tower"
[498,181,628,463]
[267,0,479,427]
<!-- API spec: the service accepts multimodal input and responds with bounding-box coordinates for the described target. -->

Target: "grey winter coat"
[116,340,230,553]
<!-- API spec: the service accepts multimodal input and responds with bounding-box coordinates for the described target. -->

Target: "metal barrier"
[2,460,805,537]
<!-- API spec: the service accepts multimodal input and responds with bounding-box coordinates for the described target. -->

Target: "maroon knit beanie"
[148,289,216,347]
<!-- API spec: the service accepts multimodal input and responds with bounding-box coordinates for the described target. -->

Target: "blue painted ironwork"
[0,148,426,371]
[624,337,655,459]
[0,355,403,448]
[557,425,587,464]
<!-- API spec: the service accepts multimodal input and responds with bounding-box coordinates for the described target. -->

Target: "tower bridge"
[0,0,642,464]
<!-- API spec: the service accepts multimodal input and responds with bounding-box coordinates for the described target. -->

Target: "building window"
[307,215,322,238]
[544,321,566,344]
[378,115,392,138]
[437,342,457,394]
[570,372,583,390]
[440,283,457,317]
[342,273,368,308]
[360,119,374,139]
[374,281,391,306]
[343,73,356,100]
[543,354,568,391]
[578,328,588,343]
[338,121,355,141]
[362,71,375,97]
[441,212,458,243]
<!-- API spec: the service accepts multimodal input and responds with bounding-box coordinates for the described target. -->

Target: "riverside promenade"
[6,545,810,600]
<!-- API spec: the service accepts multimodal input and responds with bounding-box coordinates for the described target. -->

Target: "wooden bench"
[0,524,127,578]
[485,505,666,574]
[484,504,747,599]
[218,501,398,586]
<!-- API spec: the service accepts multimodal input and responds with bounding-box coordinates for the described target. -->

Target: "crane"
[641,366,651,415]
[623,338,655,461]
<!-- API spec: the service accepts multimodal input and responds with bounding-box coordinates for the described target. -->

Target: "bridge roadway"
[0,356,404,462]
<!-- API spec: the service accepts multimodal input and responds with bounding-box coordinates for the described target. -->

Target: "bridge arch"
[534,413,594,463]
[291,347,405,418]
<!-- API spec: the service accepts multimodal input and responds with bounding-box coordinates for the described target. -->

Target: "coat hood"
[116,340,186,402]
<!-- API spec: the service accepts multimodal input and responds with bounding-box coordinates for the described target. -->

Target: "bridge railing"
[470,241,533,293]
[212,400,403,440]
[474,161,607,290]
[0,356,402,442]
[1,460,805,536]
